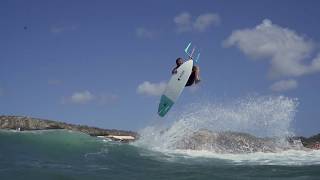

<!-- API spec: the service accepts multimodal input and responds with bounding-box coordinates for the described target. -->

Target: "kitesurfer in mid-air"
[172,57,201,86]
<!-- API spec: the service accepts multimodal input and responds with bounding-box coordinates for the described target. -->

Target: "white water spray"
[136,95,299,153]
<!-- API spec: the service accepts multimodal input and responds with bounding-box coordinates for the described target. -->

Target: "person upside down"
[171,57,201,86]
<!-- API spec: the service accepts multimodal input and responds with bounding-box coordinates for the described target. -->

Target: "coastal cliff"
[0,116,138,142]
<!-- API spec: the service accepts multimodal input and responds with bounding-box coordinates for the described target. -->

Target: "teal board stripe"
[158,95,174,117]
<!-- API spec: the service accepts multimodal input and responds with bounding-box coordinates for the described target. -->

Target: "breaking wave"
[135,95,301,153]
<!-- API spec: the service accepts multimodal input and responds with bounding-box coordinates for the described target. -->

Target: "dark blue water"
[0,130,319,180]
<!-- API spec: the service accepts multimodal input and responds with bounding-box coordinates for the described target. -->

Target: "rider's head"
[176,58,184,66]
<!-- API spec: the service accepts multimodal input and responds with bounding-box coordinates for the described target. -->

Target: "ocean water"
[1,96,320,180]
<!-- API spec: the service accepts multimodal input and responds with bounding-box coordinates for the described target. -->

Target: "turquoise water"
[0,130,320,180]
[2,96,320,179]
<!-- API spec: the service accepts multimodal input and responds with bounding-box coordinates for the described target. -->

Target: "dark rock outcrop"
[299,133,320,149]
[174,129,307,153]
[0,116,138,141]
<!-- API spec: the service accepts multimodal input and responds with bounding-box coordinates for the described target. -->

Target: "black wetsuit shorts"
[185,71,196,86]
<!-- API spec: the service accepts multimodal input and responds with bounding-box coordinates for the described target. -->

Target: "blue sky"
[1,0,320,136]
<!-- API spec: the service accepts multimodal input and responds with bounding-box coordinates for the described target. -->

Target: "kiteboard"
[158,42,200,117]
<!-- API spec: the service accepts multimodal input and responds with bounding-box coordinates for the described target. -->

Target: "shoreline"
[1,115,320,149]
[0,115,138,142]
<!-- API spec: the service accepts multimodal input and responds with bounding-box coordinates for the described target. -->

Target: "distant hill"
[0,115,138,141]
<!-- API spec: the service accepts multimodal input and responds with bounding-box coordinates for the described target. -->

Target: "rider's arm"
[172,67,178,74]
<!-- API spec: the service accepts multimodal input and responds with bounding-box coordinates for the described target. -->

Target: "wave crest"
[136,95,300,153]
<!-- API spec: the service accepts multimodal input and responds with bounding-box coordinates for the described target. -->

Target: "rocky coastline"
[174,129,317,153]
[1,115,320,149]
[0,115,138,142]
[298,134,320,149]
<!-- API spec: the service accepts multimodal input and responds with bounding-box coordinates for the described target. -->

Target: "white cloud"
[63,91,95,104]
[136,27,156,39]
[71,91,95,104]
[311,53,320,71]
[174,12,220,33]
[62,91,119,105]
[137,81,167,96]
[194,13,220,32]
[270,79,298,92]
[224,19,320,78]
[174,12,192,32]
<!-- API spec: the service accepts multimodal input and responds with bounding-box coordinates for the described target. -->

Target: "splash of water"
[135,95,300,153]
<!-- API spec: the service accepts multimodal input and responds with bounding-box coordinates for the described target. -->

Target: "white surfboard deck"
[158,60,193,117]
